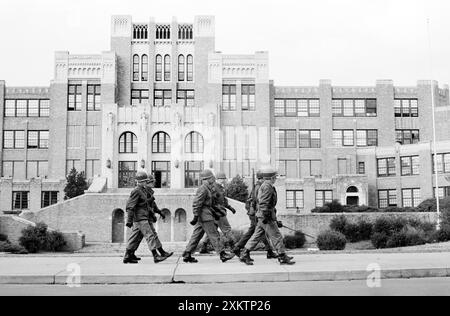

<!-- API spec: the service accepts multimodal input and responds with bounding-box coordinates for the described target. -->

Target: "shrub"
[0,241,28,254]
[0,234,8,242]
[311,206,331,213]
[356,220,373,241]
[371,232,389,249]
[316,230,347,251]
[432,225,450,242]
[225,175,249,203]
[64,168,88,200]
[284,231,306,249]
[329,215,348,234]
[327,200,345,213]
[343,223,361,243]
[19,222,66,253]
[385,226,427,248]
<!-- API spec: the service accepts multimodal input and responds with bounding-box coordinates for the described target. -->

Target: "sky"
[0,0,449,87]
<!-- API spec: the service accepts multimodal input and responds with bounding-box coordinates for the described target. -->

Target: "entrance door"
[346,196,359,206]
[154,171,162,189]
[119,161,137,188]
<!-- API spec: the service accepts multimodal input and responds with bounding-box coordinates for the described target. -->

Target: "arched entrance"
[112,209,125,243]
[174,209,187,242]
[157,209,172,242]
[346,186,360,206]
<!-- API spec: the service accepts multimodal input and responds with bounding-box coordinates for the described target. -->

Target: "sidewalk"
[1,252,450,285]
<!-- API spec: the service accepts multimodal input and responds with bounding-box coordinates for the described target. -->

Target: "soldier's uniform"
[241,168,295,265]
[183,170,235,263]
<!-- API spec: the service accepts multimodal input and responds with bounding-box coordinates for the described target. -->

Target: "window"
[300,160,322,177]
[85,159,100,179]
[274,99,320,117]
[177,90,195,107]
[286,190,304,209]
[133,55,140,81]
[402,188,421,207]
[358,162,366,174]
[433,153,450,174]
[131,89,149,106]
[86,125,100,148]
[68,84,82,111]
[315,190,333,207]
[356,130,378,147]
[152,161,171,188]
[119,132,137,154]
[119,161,137,188]
[26,161,48,179]
[275,129,296,148]
[178,55,185,81]
[222,85,237,111]
[277,160,297,178]
[185,132,204,153]
[299,130,321,148]
[12,191,29,210]
[377,158,396,177]
[185,161,203,188]
[2,161,26,178]
[378,190,397,208]
[66,159,81,175]
[434,187,450,199]
[164,55,171,81]
[332,99,377,117]
[4,100,50,117]
[41,191,58,208]
[187,55,193,81]
[155,55,162,81]
[87,85,101,111]
[241,84,255,111]
[154,90,171,107]
[27,131,48,149]
[394,99,418,117]
[3,130,25,149]
[141,55,148,81]
[396,129,420,145]
[152,132,171,153]
[401,156,419,176]
[333,130,354,147]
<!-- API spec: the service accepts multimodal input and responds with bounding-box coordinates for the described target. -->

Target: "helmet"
[216,172,227,180]
[256,170,263,180]
[147,174,156,183]
[200,169,215,181]
[135,171,149,183]
[259,167,278,179]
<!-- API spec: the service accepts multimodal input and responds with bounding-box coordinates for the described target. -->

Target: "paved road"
[0,278,449,296]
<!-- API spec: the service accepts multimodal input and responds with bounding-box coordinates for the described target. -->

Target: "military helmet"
[216,171,227,180]
[135,171,149,182]
[256,170,263,180]
[259,167,278,179]
[147,174,156,183]
[200,169,215,181]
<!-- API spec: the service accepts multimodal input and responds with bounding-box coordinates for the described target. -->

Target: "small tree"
[225,175,249,203]
[64,168,88,200]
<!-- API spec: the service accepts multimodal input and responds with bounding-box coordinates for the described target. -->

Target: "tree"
[64,168,88,200]
[225,175,249,203]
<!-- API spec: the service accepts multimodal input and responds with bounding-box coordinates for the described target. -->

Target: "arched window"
[141,55,148,81]
[152,132,171,153]
[133,55,140,81]
[155,55,162,81]
[164,55,171,81]
[178,55,185,81]
[185,131,204,153]
[187,55,193,81]
[347,186,359,193]
[119,132,138,153]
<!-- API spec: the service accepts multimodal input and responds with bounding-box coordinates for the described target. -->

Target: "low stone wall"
[0,215,85,252]
[278,212,439,242]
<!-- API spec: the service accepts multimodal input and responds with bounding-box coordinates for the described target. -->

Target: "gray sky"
[0,0,449,87]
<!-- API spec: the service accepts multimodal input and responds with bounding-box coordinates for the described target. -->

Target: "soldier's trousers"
[244,218,286,254]
[235,215,271,250]
[184,220,224,255]
[126,220,162,252]
[202,215,236,247]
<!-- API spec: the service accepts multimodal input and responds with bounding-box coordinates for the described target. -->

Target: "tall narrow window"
[119,132,137,154]
[155,55,162,81]
[222,85,236,111]
[68,84,82,111]
[185,132,204,153]
[241,84,255,111]
[152,132,171,153]
[141,55,148,81]
[87,85,101,111]
[178,55,185,81]
[133,55,140,81]
[164,55,171,81]
[187,55,193,81]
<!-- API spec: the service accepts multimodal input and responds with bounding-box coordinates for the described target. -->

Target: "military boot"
[239,249,254,266]
[130,252,141,261]
[154,254,170,264]
[266,249,278,259]
[232,246,242,257]
[220,251,235,263]
[183,252,199,263]
[123,250,139,264]
[278,253,296,265]
[159,249,174,260]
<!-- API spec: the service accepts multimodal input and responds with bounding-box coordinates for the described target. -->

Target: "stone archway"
[157,209,172,242]
[345,186,360,206]
[112,209,125,243]
[174,209,187,242]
